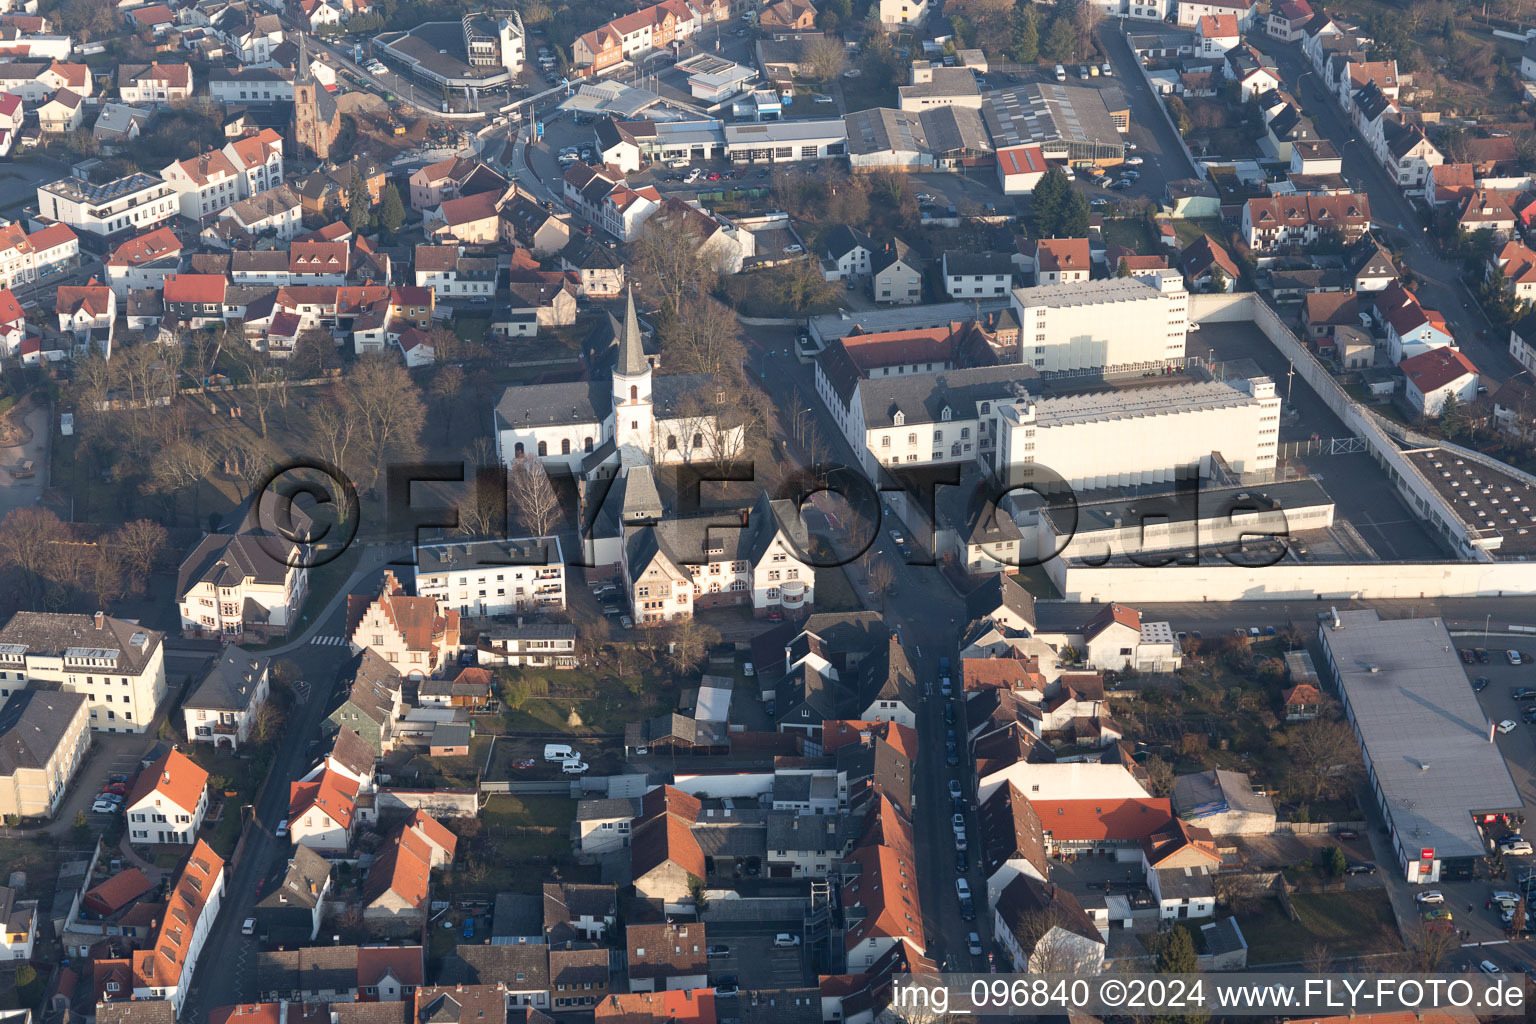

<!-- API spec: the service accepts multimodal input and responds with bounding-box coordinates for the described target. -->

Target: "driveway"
[0,401,48,520]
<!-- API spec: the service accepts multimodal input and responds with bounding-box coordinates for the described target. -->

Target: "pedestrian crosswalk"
[310,635,348,647]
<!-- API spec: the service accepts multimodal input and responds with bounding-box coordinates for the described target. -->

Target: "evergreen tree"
[1439,393,1467,438]
[379,182,406,235]
[1060,188,1091,237]
[1324,844,1347,877]
[346,170,371,233]
[1040,13,1076,62]
[1156,925,1198,973]
[1011,1,1038,63]
[1030,167,1070,236]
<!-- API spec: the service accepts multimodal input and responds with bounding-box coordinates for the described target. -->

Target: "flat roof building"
[982,81,1130,163]
[1318,609,1522,883]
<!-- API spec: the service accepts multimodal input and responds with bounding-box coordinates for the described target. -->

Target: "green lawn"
[1171,217,1226,249]
[1239,890,1403,965]
[482,794,576,831]
[1102,217,1158,255]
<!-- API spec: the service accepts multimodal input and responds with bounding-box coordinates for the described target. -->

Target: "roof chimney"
[94,611,105,629]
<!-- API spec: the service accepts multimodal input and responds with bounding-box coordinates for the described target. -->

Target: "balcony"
[779,580,808,608]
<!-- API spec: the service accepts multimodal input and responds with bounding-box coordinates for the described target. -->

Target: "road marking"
[309,635,347,646]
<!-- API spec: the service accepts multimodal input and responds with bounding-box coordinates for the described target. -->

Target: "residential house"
[823,225,875,281]
[1302,290,1361,342]
[1034,238,1090,284]
[95,841,224,1015]
[223,129,285,200]
[1266,0,1312,40]
[55,278,115,357]
[0,885,37,961]
[1377,280,1453,363]
[104,226,182,299]
[252,845,332,944]
[994,874,1105,972]
[0,689,90,821]
[0,221,79,292]
[630,786,706,903]
[760,0,817,30]
[1181,236,1239,292]
[408,155,507,212]
[1078,604,1182,672]
[418,668,495,711]
[1401,346,1479,418]
[218,185,303,243]
[425,191,503,245]
[1492,240,1536,303]
[595,990,715,1024]
[1241,193,1372,249]
[1459,188,1518,239]
[346,570,462,680]
[37,88,83,133]
[550,947,610,1011]
[443,945,548,1012]
[182,646,270,750]
[977,781,1048,906]
[505,191,573,255]
[1171,768,1276,834]
[1142,819,1221,920]
[1196,13,1238,57]
[162,273,229,328]
[162,150,243,221]
[0,611,166,733]
[288,768,360,853]
[543,882,618,944]
[475,622,578,670]
[118,62,194,104]
[1492,371,1536,440]
[942,251,1013,299]
[1348,236,1398,291]
[1177,0,1254,30]
[559,237,624,297]
[323,650,404,756]
[871,238,923,304]
[363,819,434,936]
[125,748,208,846]
[627,922,708,993]
[177,526,309,642]
[412,245,499,299]
[1224,46,1281,100]
[562,163,661,243]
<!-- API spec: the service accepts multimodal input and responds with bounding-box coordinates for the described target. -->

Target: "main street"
[1250,37,1519,382]
[180,547,403,1020]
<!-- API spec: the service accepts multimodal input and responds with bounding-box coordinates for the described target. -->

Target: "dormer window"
[941,406,952,421]
[893,411,904,425]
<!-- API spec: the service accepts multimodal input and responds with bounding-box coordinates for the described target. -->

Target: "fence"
[1271,819,1366,835]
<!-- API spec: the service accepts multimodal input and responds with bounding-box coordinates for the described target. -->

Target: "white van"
[544,743,577,762]
[1054,64,1066,81]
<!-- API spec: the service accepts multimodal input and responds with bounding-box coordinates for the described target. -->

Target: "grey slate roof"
[0,611,164,677]
[858,363,1037,429]
[186,646,269,712]
[257,844,332,912]
[492,892,544,938]
[964,572,1036,628]
[494,378,610,429]
[0,689,85,775]
[446,942,550,989]
[416,537,559,575]
[96,1002,179,1024]
[824,224,873,261]
[178,526,302,596]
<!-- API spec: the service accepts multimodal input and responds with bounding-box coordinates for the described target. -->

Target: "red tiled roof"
[47,61,88,88]
[82,868,153,916]
[840,843,925,953]
[1032,797,1174,841]
[131,840,225,990]
[26,223,77,253]
[56,278,111,317]
[1282,683,1323,706]
[1082,602,1142,640]
[210,1005,282,1024]
[436,191,498,225]
[355,945,424,989]
[594,989,716,1024]
[406,808,456,860]
[163,273,228,305]
[289,768,360,829]
[1198,13,1238,36]
[1036,238,1090,272]
[127,748,208,816]
[0,287,24,324]
[961,657,1046,693]
[1401,346,1478,394]
[108,226,181,268]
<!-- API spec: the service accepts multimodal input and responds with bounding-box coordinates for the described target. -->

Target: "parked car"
[1414,891,1444,904]
[968,932,984,955]
[1344,862,1376,875]
[915,192,935,203]
[1501,838,1534,855]
[275,818,289,837]
[955,851,968,873]
[1474,677,1490,691]
[90,800,117,814]
[813,93,835,103]
[948,779,963,800]
[1509,650,1524,666]
[1481,960,1503,974]
[562,760,590,774]
[955,878,971,901]
[513,758,537,770]
[1422,907,1453,921]
[1078,64,1090,78]
[959,896,976,920]
[242,918,257,935]
[783,244,804,254]
[1100,62,1113,75]
[1460,648,1476,664]
[1514,688,1536,700]
[1124,156,1144,166]
[714,981,739,997]
[774,933,800,947]
[941,677,953,697]
[707,945,731,958]
[951,813,966,833]
[685,168,703,183]
[1498,720,1518,734]
[1477,648,1491,663]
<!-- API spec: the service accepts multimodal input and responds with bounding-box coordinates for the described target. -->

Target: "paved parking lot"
[704,931,809,989]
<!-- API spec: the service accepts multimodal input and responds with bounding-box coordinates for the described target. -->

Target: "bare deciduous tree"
[343,354,427,491]
[507,457,561,538]
[867,557,895,608]
[1285,717,1363,801]
[0,507,72,604]
[664,617,720,675]
[1213,871,1270,916]
[432,365,465,440]
[801,33,848,81]
[1401,924,1459,972]
[109,519,168,595]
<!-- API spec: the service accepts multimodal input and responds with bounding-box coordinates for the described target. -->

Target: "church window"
[561,439,571,455]
[584,437,593,452]
[537,441,547,457]
[630,385,638,401]
[514,442,525,458]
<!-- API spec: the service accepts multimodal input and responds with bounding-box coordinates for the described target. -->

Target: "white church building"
[492,290,744,476]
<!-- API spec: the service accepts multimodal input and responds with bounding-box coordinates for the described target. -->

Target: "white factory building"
[994,375,1280,491]
[1009,273,1189,372]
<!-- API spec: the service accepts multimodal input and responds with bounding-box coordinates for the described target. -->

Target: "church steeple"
[615,286,647,378]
